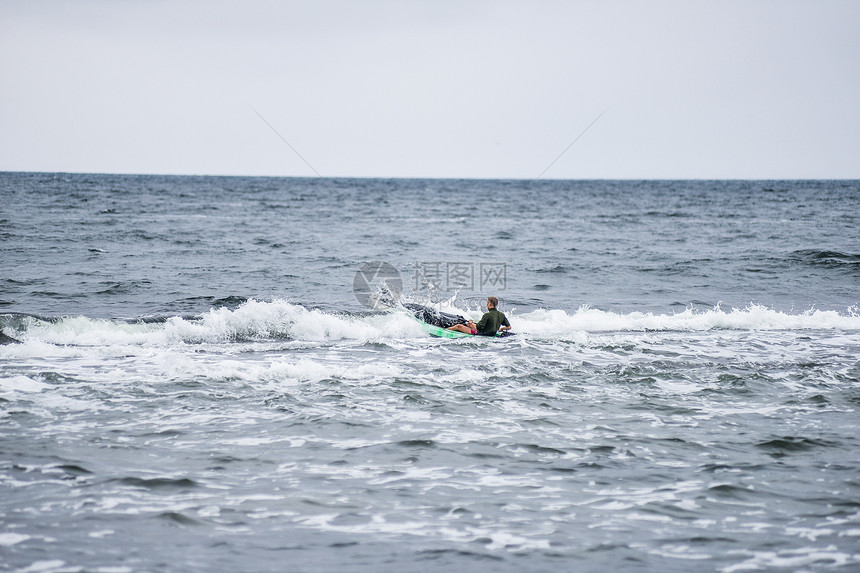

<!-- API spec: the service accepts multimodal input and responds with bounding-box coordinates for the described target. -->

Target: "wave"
[1,300,858,349]
[0,300,423,348]
[791,249,860,264]
[791,250,860,274]
[514,304,860,336]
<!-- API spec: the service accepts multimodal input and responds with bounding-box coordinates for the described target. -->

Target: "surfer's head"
[487,296,498,309]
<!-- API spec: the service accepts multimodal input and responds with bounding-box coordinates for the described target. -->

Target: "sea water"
[1,173,859,572]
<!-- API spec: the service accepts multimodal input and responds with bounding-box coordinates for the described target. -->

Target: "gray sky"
[2,0,858,179]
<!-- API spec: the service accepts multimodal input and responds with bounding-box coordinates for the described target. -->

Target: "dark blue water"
[1,173,859,572]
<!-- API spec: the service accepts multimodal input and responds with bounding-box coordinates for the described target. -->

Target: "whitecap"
[0,375,49,394]
[722,547,856,572]
[0,532,30,546]
[17,561,66,573]
[513,304,860,337]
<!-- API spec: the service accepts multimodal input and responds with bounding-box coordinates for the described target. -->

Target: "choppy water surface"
[1,174,859,572]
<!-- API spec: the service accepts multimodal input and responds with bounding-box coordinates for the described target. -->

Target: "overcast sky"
[2,1,858,179]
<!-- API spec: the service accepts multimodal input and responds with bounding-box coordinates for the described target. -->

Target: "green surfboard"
[419,321,474,339]
[416,318,514,339]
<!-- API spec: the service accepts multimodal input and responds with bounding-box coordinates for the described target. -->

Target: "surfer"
[447,296,511,336]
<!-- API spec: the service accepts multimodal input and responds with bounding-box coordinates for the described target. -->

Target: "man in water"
[447,296,511,336]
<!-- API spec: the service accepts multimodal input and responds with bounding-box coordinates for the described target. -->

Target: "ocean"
[1,172,859,572]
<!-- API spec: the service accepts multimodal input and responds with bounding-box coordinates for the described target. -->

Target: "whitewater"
[1,174,859,572]
[3,299,860,346]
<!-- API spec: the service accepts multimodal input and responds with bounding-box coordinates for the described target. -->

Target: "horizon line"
[2,169,858,182]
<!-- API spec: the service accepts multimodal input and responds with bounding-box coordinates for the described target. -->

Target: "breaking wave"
[1,300,858,349]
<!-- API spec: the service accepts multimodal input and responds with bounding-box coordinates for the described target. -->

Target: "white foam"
[163,299,388,343]
[482,530,551,552]
[0,376,49,394]
[25,316,162,346]
[0,532,30,546]
[722,546,856,572]
[1,300,414,352]
[3,301,858,355]
[87,530,114,539]
[18,561,66,573]
[514,304,860,336]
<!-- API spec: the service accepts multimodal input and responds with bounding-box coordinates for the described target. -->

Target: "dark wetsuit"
[474,308,510,336]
